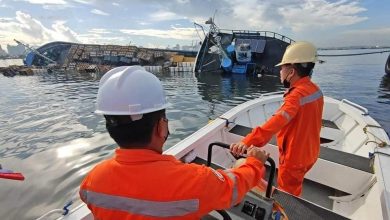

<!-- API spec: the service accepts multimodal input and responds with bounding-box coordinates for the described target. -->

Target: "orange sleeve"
[79,173,91,204]
[197,157,265,214]
[228,157,266,204]
[242,92,301,147]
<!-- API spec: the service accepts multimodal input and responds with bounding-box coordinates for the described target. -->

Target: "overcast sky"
[0,0,389,49]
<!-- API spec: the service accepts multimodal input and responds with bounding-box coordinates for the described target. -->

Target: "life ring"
[386,54,390,75]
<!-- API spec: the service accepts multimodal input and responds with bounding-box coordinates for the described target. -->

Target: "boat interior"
[172,95,386,219]
[62,94,388,220]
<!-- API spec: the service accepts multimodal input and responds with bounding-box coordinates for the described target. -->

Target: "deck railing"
[219,29,295,44]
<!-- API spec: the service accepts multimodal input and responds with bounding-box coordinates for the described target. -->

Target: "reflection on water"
[379,75,390,101]
[0,72,104,160]
[0,51,389,219]
[195,72,283,119]
[197,72,283,102]
[376,75,390,133]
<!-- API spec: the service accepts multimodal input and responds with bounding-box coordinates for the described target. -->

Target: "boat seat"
[228,124,373,174]
[229,119,339,138]
[319,146,373,174]
[229,124,253,137]
[273,189,350,220]
[320,119,344,144]
[228,123,336,144]
[322,119,339,129]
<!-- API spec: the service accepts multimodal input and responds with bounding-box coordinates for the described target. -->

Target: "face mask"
[283,78,290,88]
[282,71,293,88]
[164,130,170,141]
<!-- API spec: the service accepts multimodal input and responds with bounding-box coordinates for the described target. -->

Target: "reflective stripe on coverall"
[80,148,265,219]
[242,76,324,196]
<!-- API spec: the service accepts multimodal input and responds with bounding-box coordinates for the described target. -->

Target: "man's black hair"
[104,109,165,148]
[292,62,315,77]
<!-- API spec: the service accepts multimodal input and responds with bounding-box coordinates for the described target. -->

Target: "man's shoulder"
[285,87,304,100]
[175,162,223,179]
[292,79,320,95]
[87,158,115,174]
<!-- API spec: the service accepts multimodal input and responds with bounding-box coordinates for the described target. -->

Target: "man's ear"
[290,68,296,77]
[290,67,295,74]
[156,118,165,138]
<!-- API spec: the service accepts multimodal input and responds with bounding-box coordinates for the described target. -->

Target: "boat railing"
[259,91,285,97]
[341,99,369,115]
[219,29,295,44]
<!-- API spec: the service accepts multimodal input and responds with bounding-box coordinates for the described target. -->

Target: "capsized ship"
[194,18,293,75]
[22,41,196,72]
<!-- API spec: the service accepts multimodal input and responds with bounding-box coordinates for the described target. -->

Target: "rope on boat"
[35,209,64,220]
[363,125,388,148]
[35,190,78,220]
[218,117,235,127]
[318,49,390,57]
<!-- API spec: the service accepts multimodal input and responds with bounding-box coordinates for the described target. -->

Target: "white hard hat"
[275,41,318,66]
[96,66,169,120]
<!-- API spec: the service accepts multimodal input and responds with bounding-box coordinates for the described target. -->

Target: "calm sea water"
[0,51,389,219]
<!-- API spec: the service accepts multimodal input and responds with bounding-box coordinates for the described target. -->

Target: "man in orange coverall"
[230,41,324,196]
[79,66,269,219]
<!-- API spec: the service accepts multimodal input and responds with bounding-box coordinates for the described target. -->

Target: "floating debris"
[0,65,47,77]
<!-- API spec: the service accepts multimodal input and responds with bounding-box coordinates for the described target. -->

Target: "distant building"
[172,44,180,50]
[7,44,26,57]
[0,45,7,56]
[168,43,201,51]
[182,44,201,51]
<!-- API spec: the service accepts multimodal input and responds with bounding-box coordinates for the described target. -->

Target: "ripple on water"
[0,52,389,219]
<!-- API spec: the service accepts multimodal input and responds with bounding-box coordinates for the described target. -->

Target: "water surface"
[0,50,389,219]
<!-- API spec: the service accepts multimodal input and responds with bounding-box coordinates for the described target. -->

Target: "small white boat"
[55,92,389,220]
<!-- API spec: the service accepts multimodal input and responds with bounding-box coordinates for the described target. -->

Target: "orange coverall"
[242,76,324,196]
[80,148,265,219]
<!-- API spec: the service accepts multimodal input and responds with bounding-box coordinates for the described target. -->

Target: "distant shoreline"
[1,46,390,60]
[0,55,24,60]
[318,46,390,51]
[0,58,24,68]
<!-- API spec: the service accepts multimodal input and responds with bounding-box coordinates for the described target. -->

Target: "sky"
[0,0,389,50]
